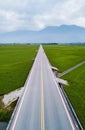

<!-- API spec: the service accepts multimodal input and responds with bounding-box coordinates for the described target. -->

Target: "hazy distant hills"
[0,25,85,43]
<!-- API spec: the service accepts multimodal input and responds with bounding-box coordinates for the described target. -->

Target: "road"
[7,45,77,130]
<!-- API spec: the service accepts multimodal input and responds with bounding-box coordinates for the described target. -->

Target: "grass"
[44,45,85,72]
[0,109,11,122]
[44,45,85,129]
[0,44,38,95]
[0,100,18,122]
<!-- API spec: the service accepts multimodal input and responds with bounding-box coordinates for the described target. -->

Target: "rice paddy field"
[44,45,85,129]
[0,44,38,95]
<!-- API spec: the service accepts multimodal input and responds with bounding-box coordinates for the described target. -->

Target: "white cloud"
[0,0,85,32]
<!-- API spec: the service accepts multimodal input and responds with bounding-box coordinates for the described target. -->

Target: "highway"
[7,45,77,130]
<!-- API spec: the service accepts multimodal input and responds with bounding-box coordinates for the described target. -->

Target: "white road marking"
[9,50,39,130]
[55,82,76,130]
[42,46,76,130]
[47,61,76,130]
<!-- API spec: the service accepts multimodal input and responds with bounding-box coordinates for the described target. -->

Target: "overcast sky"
[0,0,85,32]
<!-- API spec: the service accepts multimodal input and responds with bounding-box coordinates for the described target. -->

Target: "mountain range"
[0,25,85,43]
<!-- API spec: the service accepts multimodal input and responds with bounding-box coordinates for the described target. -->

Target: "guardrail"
[58,84,84,130]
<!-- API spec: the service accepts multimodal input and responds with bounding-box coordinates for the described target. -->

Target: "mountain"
[0,25,85,43]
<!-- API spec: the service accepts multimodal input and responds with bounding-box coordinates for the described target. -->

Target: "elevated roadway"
[7,45,81,130]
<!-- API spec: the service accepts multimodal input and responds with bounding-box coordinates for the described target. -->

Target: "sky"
[0,0,85,32]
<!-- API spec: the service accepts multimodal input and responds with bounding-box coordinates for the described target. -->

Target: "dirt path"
[58,61,85,77]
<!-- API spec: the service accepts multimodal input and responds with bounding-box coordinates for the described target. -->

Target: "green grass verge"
[0,109,11,122]
[0,100,18,122]
[44,45,85,129]
[0,44,38,95]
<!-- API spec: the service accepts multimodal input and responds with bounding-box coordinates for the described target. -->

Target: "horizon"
[0,24,85,33]
[0,0,85,33]
[0,24,85,43]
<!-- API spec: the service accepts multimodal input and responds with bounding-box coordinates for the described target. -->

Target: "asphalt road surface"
[7,45,77,130]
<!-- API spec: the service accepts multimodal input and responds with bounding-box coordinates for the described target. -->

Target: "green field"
[44,45,85,72]
[44,45,85,129]
[0,45,38,95]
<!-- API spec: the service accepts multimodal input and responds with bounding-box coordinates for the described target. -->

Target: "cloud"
[0,0,85,32]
